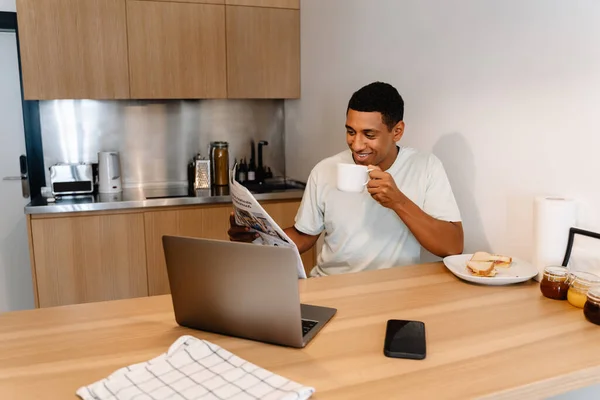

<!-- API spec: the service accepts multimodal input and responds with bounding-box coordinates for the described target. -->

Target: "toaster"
[50,163,94,196]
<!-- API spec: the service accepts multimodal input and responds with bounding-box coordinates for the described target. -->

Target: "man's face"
[345,109,404,170]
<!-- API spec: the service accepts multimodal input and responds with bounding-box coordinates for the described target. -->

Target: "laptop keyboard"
[302,319,318,336]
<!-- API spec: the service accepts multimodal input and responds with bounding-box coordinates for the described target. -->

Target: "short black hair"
[346,82,404,131]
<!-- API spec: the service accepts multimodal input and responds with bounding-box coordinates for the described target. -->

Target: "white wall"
[0,0,15,12]
[285,0,600,261]
[0,31,34,313]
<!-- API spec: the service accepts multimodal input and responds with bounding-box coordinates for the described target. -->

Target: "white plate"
[442,254,538,286]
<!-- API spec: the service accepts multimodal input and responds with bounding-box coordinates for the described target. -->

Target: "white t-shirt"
[294,147,462,276]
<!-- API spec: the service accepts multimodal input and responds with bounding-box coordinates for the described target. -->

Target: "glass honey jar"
[539,266,569,300]
[566,271,600,308]
[584,286,600,326]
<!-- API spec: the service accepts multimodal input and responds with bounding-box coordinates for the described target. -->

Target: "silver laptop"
[162,235,337,348]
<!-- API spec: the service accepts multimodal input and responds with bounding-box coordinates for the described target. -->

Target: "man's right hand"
[228,212,259,242]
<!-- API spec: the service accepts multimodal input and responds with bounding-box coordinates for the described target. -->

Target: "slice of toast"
[466,260,497,277]
[471,251,512,268]
[471,251,494,261]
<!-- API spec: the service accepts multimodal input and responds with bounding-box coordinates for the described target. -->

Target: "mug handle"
[363,168,375,186]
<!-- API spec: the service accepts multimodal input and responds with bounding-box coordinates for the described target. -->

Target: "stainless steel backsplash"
[39,99,285,188]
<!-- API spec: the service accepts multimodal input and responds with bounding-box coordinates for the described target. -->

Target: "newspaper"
[229,168,307,279]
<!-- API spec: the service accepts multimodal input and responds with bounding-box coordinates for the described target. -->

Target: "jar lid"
[211,141,228,147]
[570,270,600,284]
[544,266,569,277]
[587,286,600,302]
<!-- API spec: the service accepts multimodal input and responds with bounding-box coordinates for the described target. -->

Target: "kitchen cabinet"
[133,0,297,7]
[16,0,130,100]
[226,5,300,98]
[30,212,148,308]
[144,200,315,296]
[144,204,232,296]
[27,199,314,307]
[140,0,224,3]
[225,0,299,9]
[126,0,227,99]
[16,0,300,100]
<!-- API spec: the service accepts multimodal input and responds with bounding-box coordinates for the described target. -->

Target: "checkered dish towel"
[76,335,315,400]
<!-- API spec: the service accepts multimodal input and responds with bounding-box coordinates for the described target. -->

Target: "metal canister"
[210,141,229,186]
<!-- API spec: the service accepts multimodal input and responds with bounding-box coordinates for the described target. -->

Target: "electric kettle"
[98,151,122,194]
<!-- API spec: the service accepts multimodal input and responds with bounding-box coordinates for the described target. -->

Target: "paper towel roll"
[532,196,577,281]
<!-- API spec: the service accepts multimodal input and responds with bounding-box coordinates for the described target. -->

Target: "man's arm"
[367,168,464,257]
[228,213,320,253]
[284,226,320,254]
[390,196,463,257]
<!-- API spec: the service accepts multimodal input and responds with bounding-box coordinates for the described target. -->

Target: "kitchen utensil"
[257,140,268,183]
[98,151,122,194]
[193,155,211,190]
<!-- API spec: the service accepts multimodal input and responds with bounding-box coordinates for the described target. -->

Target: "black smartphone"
[383,319,426,360]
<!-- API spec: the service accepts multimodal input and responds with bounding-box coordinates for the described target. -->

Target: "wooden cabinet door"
[139,0,224,3]
[127,0,227,99]
[16,0,130,100]
[226,5,300,98]
[31,213,148,307]
[144,205,231,296]
[225,0,299,9]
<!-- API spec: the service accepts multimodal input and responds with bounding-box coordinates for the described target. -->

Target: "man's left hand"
[366,165,405,210]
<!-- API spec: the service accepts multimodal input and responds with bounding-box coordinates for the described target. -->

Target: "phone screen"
[383,319,426,359]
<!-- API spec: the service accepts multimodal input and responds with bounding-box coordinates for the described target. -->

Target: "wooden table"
[1,263,600,399]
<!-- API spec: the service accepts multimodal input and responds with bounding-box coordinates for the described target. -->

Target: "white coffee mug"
[337,163,372,193]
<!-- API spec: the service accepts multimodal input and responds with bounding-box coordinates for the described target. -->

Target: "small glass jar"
[584,286,600,325]
[540,266,570,300]
[567,271,600,308]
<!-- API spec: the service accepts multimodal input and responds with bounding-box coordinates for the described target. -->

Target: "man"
[229,81,464,276]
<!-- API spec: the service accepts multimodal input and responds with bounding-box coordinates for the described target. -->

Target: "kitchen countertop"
[25,181,306,215]
[2,263,599,399]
